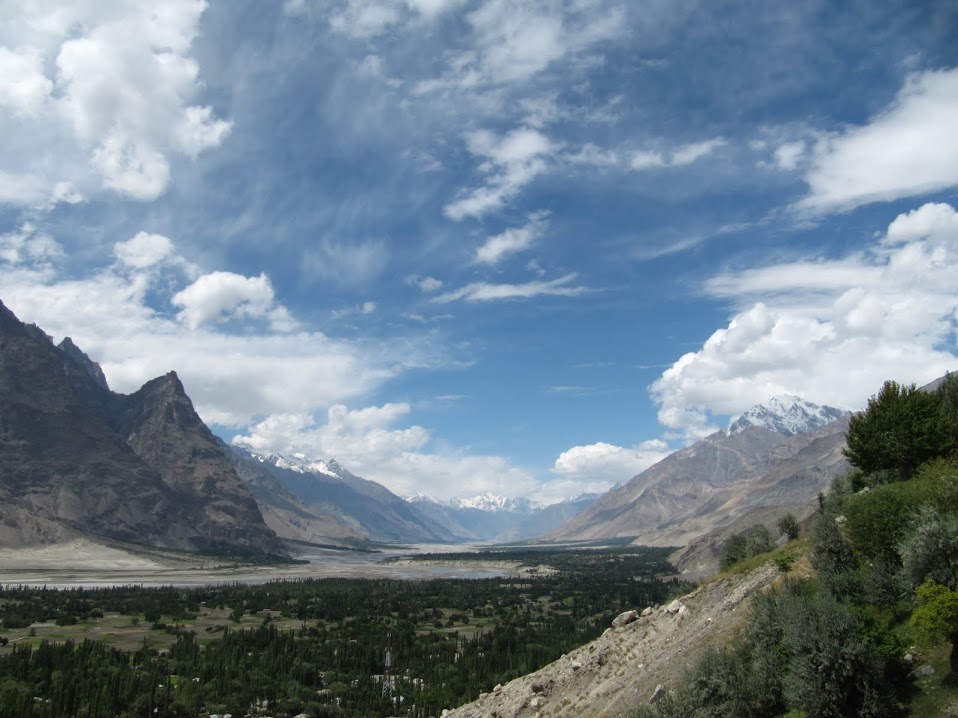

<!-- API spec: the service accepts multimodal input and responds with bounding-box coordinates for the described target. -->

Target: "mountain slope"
[0,299,285,557]
[545,398,851,549]
[443,563,780,718]
[232,445,457,543]
[225,443,366,545]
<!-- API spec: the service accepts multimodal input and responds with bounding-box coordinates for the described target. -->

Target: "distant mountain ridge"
[407,493,599,542]
[544,396,852,557]
[231,444,457,543]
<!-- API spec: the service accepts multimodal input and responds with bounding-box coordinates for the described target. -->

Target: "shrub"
[898,506,958,591]
[777,513,801,541]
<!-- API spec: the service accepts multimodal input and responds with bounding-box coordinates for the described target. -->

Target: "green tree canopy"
[843,380,956,483]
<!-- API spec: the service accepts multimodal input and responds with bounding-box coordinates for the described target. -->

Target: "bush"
[898,506,958,591]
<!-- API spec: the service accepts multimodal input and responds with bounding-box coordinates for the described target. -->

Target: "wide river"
[0,541,517,589]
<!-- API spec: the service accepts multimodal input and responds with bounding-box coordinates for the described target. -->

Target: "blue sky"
[2,0,958,502]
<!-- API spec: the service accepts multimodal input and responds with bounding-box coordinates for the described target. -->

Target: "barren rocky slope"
[0,299,284,557]
[443,563,780,718]
[545,419,849,549]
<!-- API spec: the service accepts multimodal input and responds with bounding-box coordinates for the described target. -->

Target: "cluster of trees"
[637,375,958,718]
[718,514,799,571]
[0,547,687,718]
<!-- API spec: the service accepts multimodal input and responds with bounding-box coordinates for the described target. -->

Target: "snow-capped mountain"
[452,493,544,513]
[728,395,849,436]
[406,493,598,542]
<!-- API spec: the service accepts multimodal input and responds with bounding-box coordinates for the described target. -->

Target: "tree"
[720,525,774,570]
[843,380,955,483]
[777,513,800,541]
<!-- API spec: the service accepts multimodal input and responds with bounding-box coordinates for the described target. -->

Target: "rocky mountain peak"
[728,394,849,436]
[57,336,109,390]
[0,299,285,558]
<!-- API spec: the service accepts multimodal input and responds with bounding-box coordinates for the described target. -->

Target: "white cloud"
[670,138,726,166]
[631,137,726,170]
[406,274,444,292]
[113,232,175,270]
[0,1,230,206]
[552,440,671,485]
[432,273,587,303]
[773,140,805,171]
[172,272,297,331]
[234,403,539,500]
[474,212,548,265]
[0,47,52,116]
[798,67,958,213]
[650,202,958,441]
[0,224,64,265]
[444,127,555,220]
[0,235,434,426]
[416,0,624,89]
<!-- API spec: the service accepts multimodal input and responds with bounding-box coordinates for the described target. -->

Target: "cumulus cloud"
[474,212,549,265]
[444,127,555,220]
[0,47,52,117]
[113,232,175,269]
[650,202,958,441]
[172,272,297,331]
[798,67,958,213]
[233,403,539,500]
[552,440,671,485]
[0,233,433,427]
[0,1,231,206]
[432,273,587,303]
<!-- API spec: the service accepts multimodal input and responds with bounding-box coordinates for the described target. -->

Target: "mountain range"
[0,296,878,565]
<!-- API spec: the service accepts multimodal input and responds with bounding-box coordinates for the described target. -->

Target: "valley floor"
[0,538,517,588]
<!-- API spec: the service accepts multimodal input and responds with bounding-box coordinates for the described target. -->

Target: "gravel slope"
[442,563,780,718]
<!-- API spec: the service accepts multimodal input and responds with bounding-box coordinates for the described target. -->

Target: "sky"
[1,0,958,504]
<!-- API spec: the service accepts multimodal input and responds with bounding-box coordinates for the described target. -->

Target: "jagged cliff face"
[0,299,285,557]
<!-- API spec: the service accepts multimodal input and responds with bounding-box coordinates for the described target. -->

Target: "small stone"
[667,599,684,614]
[494,683,502,693]
[641,606,653,617]
[903,653,913,663]
[649,684,666,704]
[913,664,935,677]
[570,659,582,670]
